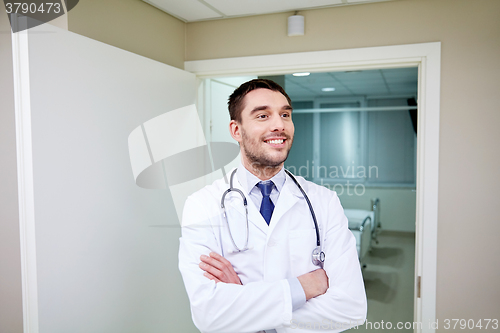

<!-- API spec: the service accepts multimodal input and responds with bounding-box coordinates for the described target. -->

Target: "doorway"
[186,42,441,332]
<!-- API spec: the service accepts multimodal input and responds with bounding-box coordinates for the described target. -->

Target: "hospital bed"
[345,198,381,265]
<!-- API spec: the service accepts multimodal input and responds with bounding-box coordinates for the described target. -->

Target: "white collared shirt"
[236,163,286,211]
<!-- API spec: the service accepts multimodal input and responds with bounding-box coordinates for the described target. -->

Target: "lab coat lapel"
[246,197,270,234]
[267,174,301,237]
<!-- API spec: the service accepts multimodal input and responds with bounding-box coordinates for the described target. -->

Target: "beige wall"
[186,0,500,327]
[0,13,24,333]
[68,0,185,69]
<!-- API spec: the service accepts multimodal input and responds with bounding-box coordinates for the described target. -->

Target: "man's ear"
[229,120,242,143]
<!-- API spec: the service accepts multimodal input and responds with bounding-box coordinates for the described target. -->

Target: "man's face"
[230,88,294,172]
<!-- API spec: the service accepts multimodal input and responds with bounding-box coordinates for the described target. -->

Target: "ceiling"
[214,67,418,101]
[284,67,418,101]
[143,0,395,22]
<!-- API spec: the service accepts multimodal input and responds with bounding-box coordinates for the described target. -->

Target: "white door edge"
[11,16,40,333]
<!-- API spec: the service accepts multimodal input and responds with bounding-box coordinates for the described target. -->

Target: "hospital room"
[205,69,417,329]
[1,0,499,332]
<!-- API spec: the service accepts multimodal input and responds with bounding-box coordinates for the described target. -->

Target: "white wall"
[209,79,235,143]
[24,24,197,332]
[207,76,256,143]
[339,188,416,232]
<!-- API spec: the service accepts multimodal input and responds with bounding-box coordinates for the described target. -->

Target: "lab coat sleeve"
[178,194,294,333]
[286,192,367,332]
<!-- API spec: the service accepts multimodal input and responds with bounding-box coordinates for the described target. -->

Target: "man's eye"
[282,113,291,118]
[257,114,267,119]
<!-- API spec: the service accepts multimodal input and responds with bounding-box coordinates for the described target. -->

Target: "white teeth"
[267,139,284,144]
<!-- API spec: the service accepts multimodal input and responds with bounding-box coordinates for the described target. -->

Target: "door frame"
[11,18,40,333]
[185,42,441,333]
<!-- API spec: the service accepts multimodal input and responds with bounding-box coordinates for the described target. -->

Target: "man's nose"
[270,114,285,131]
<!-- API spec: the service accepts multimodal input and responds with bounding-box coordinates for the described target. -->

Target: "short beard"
[243,145,286,167]
[241,130,293,178]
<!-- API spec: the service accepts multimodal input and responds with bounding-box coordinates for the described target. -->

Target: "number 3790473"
[444,319,498,330]
[5,2,61,14]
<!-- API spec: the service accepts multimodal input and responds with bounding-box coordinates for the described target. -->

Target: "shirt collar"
[236,162,286,196]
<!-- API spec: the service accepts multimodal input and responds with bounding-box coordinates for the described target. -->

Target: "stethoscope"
[221,168,325,267]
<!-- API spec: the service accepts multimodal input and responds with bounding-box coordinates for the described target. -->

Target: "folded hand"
[199,252,242,285]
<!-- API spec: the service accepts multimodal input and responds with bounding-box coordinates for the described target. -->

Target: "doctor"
[178,79,366,333]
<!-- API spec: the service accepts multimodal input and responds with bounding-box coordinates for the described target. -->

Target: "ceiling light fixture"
[288,11,304,36]
[322,87,336,92]
[293,72,310,77]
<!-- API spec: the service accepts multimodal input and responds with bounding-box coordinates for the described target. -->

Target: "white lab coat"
[178,170,367,333]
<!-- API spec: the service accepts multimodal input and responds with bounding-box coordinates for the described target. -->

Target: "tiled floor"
[350,231,416,332]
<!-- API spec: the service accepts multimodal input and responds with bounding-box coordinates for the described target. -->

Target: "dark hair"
[228,79,292,123]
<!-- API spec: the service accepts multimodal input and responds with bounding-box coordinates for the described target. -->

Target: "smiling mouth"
[264,138,286,146]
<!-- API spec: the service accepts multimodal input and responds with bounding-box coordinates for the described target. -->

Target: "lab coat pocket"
[289,228,318,277]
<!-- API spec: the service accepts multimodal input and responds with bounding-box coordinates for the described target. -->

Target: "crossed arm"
[180,192,366,332]
[199,252,329,301]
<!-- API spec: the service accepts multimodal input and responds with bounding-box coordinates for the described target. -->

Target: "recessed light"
[292,72,310,77]
[322,87,336,92]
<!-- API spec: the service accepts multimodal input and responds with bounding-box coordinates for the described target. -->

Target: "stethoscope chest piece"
[312,246,325,267]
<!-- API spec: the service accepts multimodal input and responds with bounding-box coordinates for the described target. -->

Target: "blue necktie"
[257,181,275,225]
